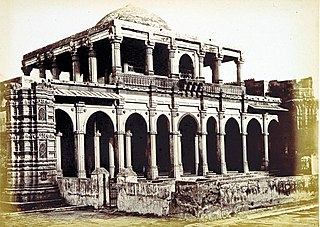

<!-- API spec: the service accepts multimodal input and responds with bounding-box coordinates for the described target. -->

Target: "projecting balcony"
[117,72,245,96]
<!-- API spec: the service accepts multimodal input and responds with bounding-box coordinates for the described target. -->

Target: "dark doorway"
[55,109,76,177]
[125,113,147,176]
[268,120,282,175]
[85,111,114,177]
[225,118,243,172]
[207,117,218,173]
[179,115,198,175]
[247,119,263,171]
[156,115,170,175]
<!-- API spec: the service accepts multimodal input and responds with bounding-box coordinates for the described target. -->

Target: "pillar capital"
[88,46,96,57]
[145,40,155,48]
[125,130,132,137]
[56,132,63,137]
[214,53,224,62]
[95,131,101,137]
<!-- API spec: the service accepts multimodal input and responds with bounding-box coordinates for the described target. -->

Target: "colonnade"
[26,36,244,85]
[55,107,272,180]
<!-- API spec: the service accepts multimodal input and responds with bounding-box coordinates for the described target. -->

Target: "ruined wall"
[171,175,318,218]
[117,175,317,218]
[57,168,109,209]
[117,180,175,216]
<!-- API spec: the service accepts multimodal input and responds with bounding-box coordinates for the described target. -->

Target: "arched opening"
[85,111,114,177]
[225,118,243,172]
[247,119,263,171]
[125,113,147,176]
[206,117,218,173]
[179,54,194,78]
[179,115,198,175]
[156,115,170,176]
[55,109,76,177]
[268,120,282,175]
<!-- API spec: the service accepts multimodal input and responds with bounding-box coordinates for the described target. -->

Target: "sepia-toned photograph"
[0,0,318,226]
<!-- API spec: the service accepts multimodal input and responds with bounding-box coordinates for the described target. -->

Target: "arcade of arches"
[55,108,280,180]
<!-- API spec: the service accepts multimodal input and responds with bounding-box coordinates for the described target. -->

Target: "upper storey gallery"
[21,5,244,85]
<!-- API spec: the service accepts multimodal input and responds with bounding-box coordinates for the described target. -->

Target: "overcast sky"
[0,0,318,94]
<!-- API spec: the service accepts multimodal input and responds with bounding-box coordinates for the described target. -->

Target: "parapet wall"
[117,175,318,218]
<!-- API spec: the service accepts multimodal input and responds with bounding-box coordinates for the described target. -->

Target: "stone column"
[88,45,98,83]
[75,102,86,178]
[199,111,208,175]
[218,112,227,174]
[170,110,181,178]
[56,132,63,177]
[168,45,178,78]
[262,113,269,170]
[147,109,158,179]
[235,57,244,85]
[195,134,199,175]
[94,130,101,170]
[125,130,132,169]
[116,106,125,171]
[109,138,115,178]
[39,61,46,79]
[51,56,61,80]
[193,52,199,79]
[198,52,205,80]
[111,37,122,75]
[213,53,223,83]
[72,50,82,82]
[241,114,249,173]
[178,132,183,173]
[145,41,154,75]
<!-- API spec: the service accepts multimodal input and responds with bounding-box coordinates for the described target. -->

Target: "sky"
[0,0,318,95]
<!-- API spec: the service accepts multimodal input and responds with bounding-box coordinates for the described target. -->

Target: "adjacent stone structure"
[0,5,315,214]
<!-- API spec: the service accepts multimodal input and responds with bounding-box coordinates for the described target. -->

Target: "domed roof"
[96,5,170,30]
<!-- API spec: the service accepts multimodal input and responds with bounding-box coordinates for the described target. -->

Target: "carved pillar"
[116,106,125,171]
[111,37,122,75]
[218,112,227,174]
[71,50,82,82]
[241,115,249,173]
[56,132,63,177]
[147,109,158,179]
[213,53,223,83]
[195,134,199,175]
[51,56,61,80]
[88,45,97,83]
[262,113,269,170]
[235,57,244,85]
[39,61,46,79]
[168,45,178,78]
[125,130,132,169]
[94,130,101,170]
[170,109,181,178]
[109,138,115,178]
[178,132,183,173]
[75,102,86,178]
[199,111,208,175]
[145,41,154,75]
[198,52,205,80]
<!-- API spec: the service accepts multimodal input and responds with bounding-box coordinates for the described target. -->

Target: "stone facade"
[0,5,314,214]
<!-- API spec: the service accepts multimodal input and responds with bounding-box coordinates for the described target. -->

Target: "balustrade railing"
[118,73,244,96]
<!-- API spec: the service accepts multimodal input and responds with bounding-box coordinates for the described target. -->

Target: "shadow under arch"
[85,111,114,177]
[206,117,218,173]
[156,114,170,176]
[225,117,243,172]
[55,109,76,177]
[125,113,148,176]
[179,54,194,78]
[268,119,283,175]
[247,118,263,171]
[179,115,198,175]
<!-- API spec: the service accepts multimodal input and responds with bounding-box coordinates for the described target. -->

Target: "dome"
[96,5,170,30]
